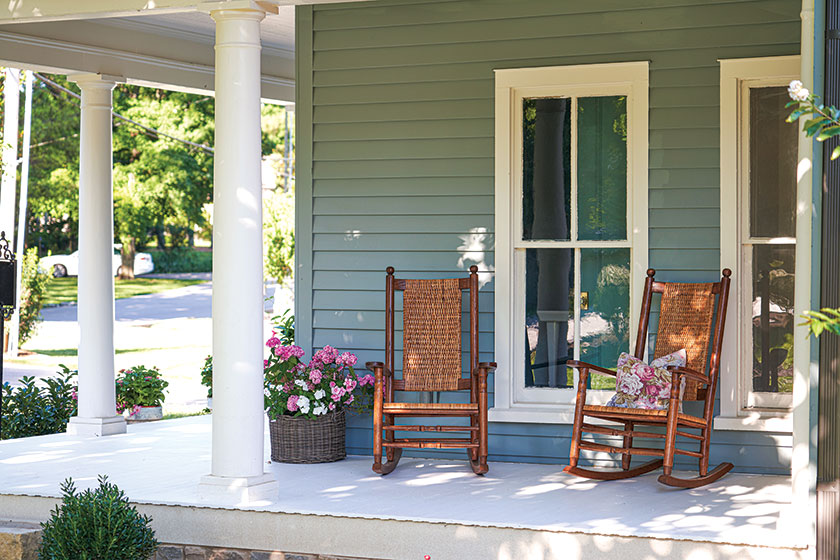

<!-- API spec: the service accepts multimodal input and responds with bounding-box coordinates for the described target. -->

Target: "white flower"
[313,402,327,416]
[788,80,810,102]
[314,389,326,400]
[297,396,311,414]
[294,379,307,388]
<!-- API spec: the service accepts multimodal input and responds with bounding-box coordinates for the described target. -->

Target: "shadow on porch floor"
[0,415,804,559]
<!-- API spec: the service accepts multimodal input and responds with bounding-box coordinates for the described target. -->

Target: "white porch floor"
[0,416,807,559]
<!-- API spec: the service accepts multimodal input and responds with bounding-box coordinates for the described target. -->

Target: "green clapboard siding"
[296,0,801,473]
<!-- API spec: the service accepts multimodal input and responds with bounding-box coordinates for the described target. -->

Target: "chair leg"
[658,462,733,488]
[470,376,489,475]
[372,410,383,474]
[374,447,403,475]
[621,421,634,470]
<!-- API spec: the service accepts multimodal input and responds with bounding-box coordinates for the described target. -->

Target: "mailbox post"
[0,232,17,438]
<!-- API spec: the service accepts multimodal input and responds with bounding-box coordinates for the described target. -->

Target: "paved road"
[3,279,293,413]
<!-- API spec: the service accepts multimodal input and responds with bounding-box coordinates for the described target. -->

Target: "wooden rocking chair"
[366,265,496,475]
[565,268,732,488]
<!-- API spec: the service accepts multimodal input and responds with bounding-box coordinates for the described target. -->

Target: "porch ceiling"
[0,5,304,102]
[0,416,805,559]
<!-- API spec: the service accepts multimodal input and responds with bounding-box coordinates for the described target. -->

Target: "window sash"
[738,79,796,412]
[512,87,632,405]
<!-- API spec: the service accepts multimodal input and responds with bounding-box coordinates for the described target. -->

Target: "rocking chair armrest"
[365,362,393,377]
[476,362,497,372]
[667,365,711,386]
[566,360,618,377]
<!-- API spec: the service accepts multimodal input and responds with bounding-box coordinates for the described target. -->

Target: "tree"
[111,86,214,277]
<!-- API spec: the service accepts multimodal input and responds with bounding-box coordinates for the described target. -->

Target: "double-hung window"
[718,56,800,431]
[492,63,649,423]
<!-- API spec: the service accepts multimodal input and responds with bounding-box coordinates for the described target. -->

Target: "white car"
[40,247,155,278]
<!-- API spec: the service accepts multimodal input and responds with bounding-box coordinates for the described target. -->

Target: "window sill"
[713,414,792,432]
[489,406,617,425]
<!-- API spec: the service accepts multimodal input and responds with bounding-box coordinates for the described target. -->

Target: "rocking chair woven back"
[402,278,462,391]
[654,282,717,400]
[384,266,479,393]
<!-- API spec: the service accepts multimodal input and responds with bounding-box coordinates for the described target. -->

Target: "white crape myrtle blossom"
[788,80,810,102]
[314,389,326,400]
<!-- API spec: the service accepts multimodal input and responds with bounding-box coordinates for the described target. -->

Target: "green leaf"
[832,146,840,161]
[817,127,840,141]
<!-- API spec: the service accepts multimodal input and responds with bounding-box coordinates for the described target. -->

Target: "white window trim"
[490,62,649,424]
[717,56,800,433]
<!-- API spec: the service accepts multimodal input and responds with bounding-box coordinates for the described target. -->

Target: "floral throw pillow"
[605,349,687,410]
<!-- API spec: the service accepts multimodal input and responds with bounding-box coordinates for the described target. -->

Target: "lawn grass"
[44,277,206,306]
[25,347,163,357]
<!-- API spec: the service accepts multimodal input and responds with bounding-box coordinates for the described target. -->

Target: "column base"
[198,473,278,505]
[66,415,127,436]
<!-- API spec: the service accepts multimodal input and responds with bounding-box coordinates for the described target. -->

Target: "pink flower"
[329,402,336,411]
[309,369,323,384]
[264,359,269,368]
[359,374,374,386]
[644,384,660,397]
[338,352,357,367]
[266,335,281,348]
[290,345,305,358]
[287,395,299,412]
[344,377,357,391]
[345,394,354,405]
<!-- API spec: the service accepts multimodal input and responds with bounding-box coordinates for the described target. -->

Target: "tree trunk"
[119,238,136,279]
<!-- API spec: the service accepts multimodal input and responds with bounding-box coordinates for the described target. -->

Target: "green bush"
[200,354,212,398]
[263,190,294,280]
[147,247,212,273]
[0,366,77,440]
[115,365,168,413]
[39,475,158,560]
[14,248,52,344]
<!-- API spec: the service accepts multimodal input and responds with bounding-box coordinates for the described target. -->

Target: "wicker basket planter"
[269,410,346,463]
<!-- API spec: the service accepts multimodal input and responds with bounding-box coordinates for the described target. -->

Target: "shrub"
[115,365,168,413]
[39,475,158,560]
[0,366,77,440]
[200,354,212,398]
[263,190,294,281]
[12,248,52,344]
[146,247,212,273]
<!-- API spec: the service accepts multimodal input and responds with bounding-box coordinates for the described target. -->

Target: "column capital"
[68,73,124,90]
[199,0,274,18]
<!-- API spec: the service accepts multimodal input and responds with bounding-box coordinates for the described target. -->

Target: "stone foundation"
[155,546,375,560]
[0,522,41,560]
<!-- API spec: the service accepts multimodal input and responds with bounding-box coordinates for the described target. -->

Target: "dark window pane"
[578,96,628,241]
[580,248,631,390]
[751,244,795,394]
[522,98,572,241]
[525,248,574,388]
[750,87,797,238]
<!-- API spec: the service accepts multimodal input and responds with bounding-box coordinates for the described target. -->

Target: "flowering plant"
[115,365,168,414]
[263,337,374,419]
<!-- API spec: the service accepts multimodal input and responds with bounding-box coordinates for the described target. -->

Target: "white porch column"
[198,3,278,503]
[66,74,126,437]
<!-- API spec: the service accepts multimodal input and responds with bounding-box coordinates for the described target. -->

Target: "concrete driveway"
[4,276,293,413]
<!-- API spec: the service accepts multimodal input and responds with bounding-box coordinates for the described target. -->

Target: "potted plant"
[39,475,158,560]
[264,339,374,463]
[115,365,168,421]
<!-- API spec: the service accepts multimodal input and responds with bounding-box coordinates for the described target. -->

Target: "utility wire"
[33,72,215,155]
